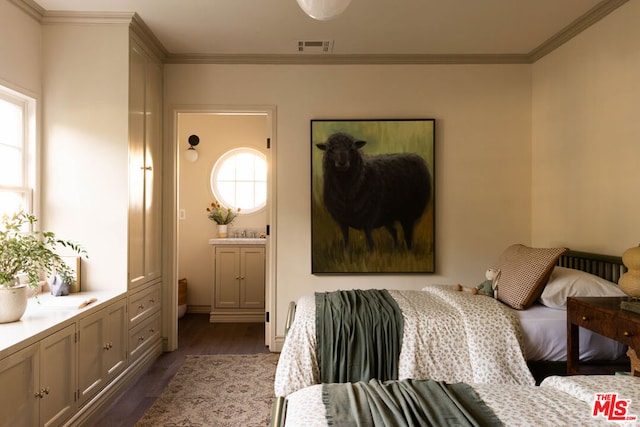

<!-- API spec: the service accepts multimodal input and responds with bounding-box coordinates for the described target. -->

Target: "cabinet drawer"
[128,283,161,327]
[613,319,640,348]
[568,305,612,334]
[569,304,640,348]
[128,312,161,364]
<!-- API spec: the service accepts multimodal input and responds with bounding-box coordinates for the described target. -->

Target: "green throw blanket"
[315,289,403,384]
[323,379,503,427]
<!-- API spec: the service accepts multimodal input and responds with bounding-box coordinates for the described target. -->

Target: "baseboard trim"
[273,335,285,352]
[186,304,211,314]
[209,310,265,323]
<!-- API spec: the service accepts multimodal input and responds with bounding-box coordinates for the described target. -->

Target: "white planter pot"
[217,224,228,238]
[0,284,28,323]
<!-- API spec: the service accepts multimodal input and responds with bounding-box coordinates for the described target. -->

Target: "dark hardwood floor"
[92,314,269,427]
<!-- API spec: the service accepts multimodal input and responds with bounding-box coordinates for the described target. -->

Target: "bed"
[271,375,640,427]
[274,247,629,397]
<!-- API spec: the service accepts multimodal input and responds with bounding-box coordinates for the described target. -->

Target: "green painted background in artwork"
[311,119,435,273]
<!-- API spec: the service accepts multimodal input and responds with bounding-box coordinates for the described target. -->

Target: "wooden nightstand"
[567,297,640,376]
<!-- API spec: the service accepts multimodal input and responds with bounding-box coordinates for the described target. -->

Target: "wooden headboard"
[557,250,626,284]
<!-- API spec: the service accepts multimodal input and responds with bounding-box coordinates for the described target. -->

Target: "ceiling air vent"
[297,40,334,53]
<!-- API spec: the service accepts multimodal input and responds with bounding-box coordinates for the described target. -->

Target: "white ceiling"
[29,0,625,62]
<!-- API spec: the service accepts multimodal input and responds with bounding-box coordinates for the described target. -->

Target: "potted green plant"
[0,211,86,323]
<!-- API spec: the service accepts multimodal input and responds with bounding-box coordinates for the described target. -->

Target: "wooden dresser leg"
[567,322,580,375]
[627,348,639,377]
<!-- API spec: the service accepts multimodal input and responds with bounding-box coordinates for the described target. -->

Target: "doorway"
[164,106,276,351]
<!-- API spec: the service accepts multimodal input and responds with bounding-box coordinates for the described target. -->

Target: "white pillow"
[539,266,626,309]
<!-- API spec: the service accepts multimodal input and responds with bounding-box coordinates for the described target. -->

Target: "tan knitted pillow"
[494,244,568,310]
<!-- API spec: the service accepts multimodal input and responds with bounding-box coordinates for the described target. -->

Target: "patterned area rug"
[135,353,279,427]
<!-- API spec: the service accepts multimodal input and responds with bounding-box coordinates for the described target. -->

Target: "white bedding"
[274,285,534,397]
[517,303,626,361]
[281,375,640,426]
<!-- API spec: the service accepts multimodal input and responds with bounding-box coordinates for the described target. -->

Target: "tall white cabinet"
[128,35,163,290]
[125,31,164,406]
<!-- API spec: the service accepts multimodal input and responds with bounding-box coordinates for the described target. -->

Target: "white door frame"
[162,104,277,351]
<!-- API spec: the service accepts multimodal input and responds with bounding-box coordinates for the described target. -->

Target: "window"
[210,148,267,214]
[0,85,35,217]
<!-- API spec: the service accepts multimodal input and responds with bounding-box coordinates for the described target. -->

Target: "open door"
[165,106,276,351]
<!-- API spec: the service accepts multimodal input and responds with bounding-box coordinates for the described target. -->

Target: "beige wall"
[165,64,533,335]
[178,113,268,310]
[0,0,41,95]
[531,0,640,255]
[41,22,130,291]
[0,3,131,292]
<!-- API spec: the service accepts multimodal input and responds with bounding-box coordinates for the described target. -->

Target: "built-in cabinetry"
[77,298,127,406]
[0,324,76,427]
[0,31,165,427]
[5,13,165,427]
[0,291,165,427]
[128,281,162,364]
[0,294,127,427]
[126,31,164,393]
[128,35,163,290]
[210,241,266,323]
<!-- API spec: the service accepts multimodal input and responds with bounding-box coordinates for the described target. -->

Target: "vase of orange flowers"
[206,200,240,238]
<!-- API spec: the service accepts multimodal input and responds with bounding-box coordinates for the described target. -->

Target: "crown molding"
[10,0,629,66]
[129,13,169,62]
[35,10,167,62]
[164,0,628,65]
[529,0,629,62]
[9,0,44,21]
[164,53,531,65]
[41,10,134,25]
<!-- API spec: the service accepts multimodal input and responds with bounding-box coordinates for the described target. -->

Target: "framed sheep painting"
[311,118,435,274]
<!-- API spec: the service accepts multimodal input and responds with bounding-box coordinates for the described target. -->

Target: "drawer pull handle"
[149,298,155,303]
[138,304,145,311]
[138,336,145,342]
[35,387,50,398]
[623,331,634,337]
[581,316,590,321]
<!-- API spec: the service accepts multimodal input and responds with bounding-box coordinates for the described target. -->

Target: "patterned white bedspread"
[282,375,640,426]
[274,284,535,397]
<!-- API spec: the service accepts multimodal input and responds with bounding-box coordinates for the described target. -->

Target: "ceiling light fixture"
[296,0,352,21]
[185,134,200,163]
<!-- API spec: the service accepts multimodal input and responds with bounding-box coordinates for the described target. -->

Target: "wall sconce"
[296,0,352,20]
[185,135,200,163]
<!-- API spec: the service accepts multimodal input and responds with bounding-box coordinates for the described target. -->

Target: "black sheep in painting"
[316,132,431,251]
